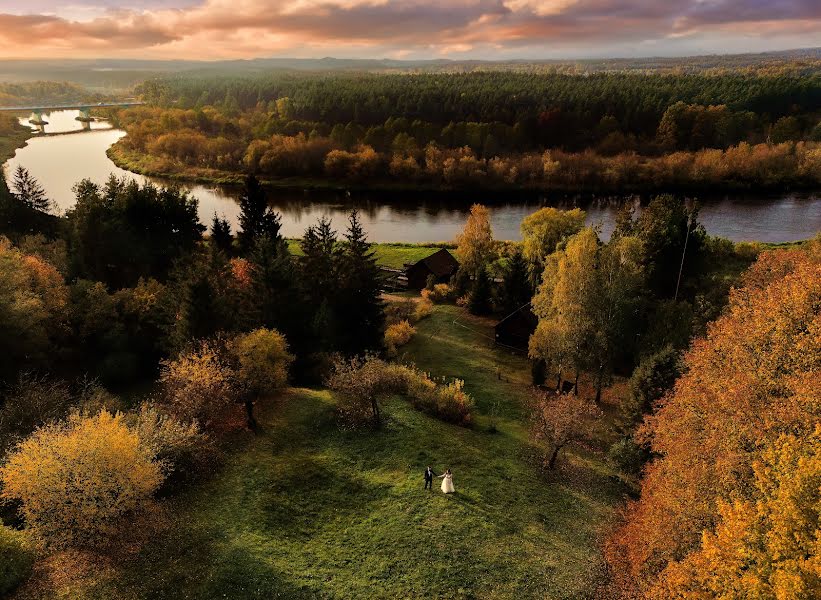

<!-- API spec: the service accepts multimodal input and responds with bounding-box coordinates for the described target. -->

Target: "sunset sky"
[1,1,819,60]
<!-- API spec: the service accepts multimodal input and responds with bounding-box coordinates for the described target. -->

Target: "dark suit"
[424,468,436,489]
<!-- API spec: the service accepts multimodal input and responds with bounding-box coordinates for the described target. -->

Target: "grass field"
[286,239,453,269]
[13,304,623,600]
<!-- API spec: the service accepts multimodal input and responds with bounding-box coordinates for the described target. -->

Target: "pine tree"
[500,247,532,313]
[300,217,341,351]
[237,175,281,255]
[210,213,234,256]
[12,166,50,212]
[468,267,492,315]
[337,211,385,355]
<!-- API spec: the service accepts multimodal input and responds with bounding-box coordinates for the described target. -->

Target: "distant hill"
[0,47,818,90]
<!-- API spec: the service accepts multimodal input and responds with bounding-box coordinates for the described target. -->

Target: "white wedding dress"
[441,473,455,494]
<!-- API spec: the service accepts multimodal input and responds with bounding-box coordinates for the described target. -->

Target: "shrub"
[421,283,452,303]
[160,339,236,425]
[129,404,213,491]
[404,370,473,425]
[0,411,164,549]
[413,298,434,321]
[0,525,34,597]
[0,373,75,453]
[385,320,416,355]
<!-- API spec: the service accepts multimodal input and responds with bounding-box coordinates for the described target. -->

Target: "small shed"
[494,305,538,351]
[404,248,459,290]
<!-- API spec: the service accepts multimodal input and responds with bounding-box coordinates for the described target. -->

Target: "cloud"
[0,0,819,59]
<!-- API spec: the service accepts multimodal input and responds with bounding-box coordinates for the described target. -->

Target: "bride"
[439,468,455,494]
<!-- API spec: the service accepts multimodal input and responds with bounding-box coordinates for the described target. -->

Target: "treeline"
[135,71,821,151]
[111,105,821,191]
[112,68,821,190]
[0,81,104,107]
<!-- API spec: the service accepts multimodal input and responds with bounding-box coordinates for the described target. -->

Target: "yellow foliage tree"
[0,411,164,549]
[160,339,236,425]
[520,207,585,285]
[231,328,294,429]
[455,203,494,276]
[653,426,821,599]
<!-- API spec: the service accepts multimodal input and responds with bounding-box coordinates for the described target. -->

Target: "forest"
[103,68,821,191]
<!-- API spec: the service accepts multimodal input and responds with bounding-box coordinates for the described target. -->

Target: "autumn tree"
[0,411,164,549]
[531,391,601,470]
[327,355,404,429]
[652,427,821,599]
[455,203,494,278]
[231,328,294,429]
[0,238,68,381]
[529,228,599,392]
[606,244,821,598]
[160,339,236,425]
[520,207,585,286]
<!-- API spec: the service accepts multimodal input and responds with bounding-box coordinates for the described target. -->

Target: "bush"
[404,370,473,425]
[160,339,236,425]
[421,283,452,303]
[0,411,164,549]
[0,373,75,454]
[129,404,213,492]
[385,320,416,355]
[607,436,650,476]
[0,525,34,596]
[413,298,434,321]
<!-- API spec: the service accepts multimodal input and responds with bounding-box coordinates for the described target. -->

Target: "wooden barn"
[494,304,538,351]
[404,248,459,290]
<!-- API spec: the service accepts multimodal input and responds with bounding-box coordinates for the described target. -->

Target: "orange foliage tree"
[0,411,164,549]
[605,242,821,598]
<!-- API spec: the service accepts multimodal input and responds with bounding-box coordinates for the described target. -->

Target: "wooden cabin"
[404,248,459,290]
[494,305,538,351]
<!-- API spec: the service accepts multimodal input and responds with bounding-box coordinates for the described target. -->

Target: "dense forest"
[106,68,821,191]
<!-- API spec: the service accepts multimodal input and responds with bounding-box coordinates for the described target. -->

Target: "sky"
[0,1,819,61]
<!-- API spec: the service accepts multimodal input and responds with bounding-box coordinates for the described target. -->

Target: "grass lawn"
[14,304,623,600]
[286,240,453,269]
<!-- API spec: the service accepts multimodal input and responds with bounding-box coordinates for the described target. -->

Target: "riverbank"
[0,124,30,165]
[108,141,821,196]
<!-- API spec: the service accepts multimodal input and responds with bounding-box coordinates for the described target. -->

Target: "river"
[3,110,820,243]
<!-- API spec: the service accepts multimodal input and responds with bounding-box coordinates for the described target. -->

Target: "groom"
[424,466,436,490]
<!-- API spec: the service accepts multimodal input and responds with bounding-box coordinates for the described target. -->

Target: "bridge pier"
[29,109,48,126]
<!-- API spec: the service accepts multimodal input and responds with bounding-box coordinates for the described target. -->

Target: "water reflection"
[3,111,820,243]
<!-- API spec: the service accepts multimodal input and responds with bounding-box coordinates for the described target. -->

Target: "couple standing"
[424,466,454,493]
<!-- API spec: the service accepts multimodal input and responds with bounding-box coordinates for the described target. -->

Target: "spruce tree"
[337,211,385,355]
[237,175,281,255]
[468,267,492,316]
[500,247,532,314]
[12,166,50,212]
[210,213,234,256]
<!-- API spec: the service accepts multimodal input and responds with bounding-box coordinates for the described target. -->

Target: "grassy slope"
[286,239,454,269]
[16,304,622,600]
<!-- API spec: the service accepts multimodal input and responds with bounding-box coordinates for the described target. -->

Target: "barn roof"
[412,248,459,277]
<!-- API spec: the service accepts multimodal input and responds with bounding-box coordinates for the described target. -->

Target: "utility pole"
[674,212,692,302]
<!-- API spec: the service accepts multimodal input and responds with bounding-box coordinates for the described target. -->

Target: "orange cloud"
[0,0,819,59]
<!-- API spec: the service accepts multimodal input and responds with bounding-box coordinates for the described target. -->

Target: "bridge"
[0,101,144,125]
